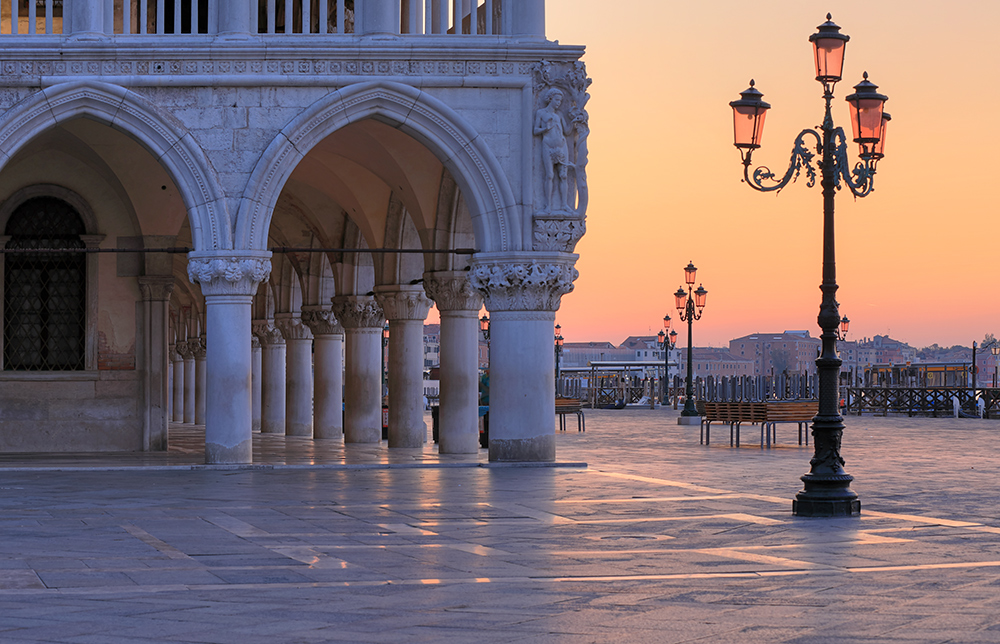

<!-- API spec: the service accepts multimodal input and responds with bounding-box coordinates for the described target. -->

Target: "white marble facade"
[0,0,588,463]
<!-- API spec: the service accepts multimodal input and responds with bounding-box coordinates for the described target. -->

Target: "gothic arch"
[0,81,230,251]
[236,80,520,253]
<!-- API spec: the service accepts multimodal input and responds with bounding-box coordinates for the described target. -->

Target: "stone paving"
[2,408,1000,643]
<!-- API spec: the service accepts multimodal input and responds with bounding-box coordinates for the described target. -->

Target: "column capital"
[331,296,384,330]
[252,321,285,346]
[274,315,313,341]
[251,334,261,350]
[187,252,271,297]
[138,276,175,302]
[191,336,207,360]
[301,307,344,336]
[374,285,433,321]
[469,252,578,312]
[423,271,483,312]
[177,340,196,360]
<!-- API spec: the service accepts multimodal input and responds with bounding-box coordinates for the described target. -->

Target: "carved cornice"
[187,254,271,297]
[301,307,344,336]
[469,253,578,312]
[374,286,433,321]
[253,322,285,347]
[330,296,384,330]
[423,271,483,312]
[137,276,175,302]
[274,315,313,341]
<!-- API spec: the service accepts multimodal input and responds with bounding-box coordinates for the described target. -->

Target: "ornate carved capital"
[469,253,579,312]
[177,340,196,360]
[331,296,384,330]
[253,322,285,347]
[187,252,272,297]
[191,336,207,359]
[423,271,483,312]
[251,335,261,350]
[275,315,313,341]
[138,276,175,302]
[301,307,344,336]
[532,215,587,253]
[169,344,182,362]
[374,286,433,321]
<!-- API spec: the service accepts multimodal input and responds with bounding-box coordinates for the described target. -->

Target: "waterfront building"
[730,331,822,377]
[675,347,753,380]
[0,1,589,463]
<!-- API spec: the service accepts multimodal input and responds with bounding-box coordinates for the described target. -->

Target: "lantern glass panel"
[674,288,686,312]
[694,286,708,309]
[813,37,846,81]
[732,104,767,149]
[850,97,885,144]
[663,315,671,331]
[684,263,697,286]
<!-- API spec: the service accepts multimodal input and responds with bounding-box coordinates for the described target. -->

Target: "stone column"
[181,341,197,424]
[138,277,174,451]
[217,0,251,37]
[251,335,262,432]
[424,272,483,454]
[255,322,287,435]
[361,0,401,35]
[331,296,384,444]
[171,344,185,423]
[193,337,208,425]
[376,285,433,448]
[68,0,106,37]
[302,307,345,440]
[510,0,545,39]
[275,314,314,437]
[469,253,578,462]
[188,252,271,464]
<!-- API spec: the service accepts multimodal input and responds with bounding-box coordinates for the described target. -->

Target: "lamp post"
[675,262,707,425]
[992,344,1000,388]
[730,15,889,517]
[657,316,677,407]
[554,323,564,393]
[479,313,490,368]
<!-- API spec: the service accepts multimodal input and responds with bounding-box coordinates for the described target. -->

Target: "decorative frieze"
[187,255,271,297]
[330,296,384,330]
[301,307,344,336]
[469,255,578,312]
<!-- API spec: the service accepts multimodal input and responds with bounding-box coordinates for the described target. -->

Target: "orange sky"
[542,0,1000,349]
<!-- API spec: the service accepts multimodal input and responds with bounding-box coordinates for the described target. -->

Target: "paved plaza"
[2,408,1000,643]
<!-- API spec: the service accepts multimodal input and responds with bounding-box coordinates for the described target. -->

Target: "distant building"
[676,348,753,379]
[729,331,822,376]
[562,341,632,368]
[423,324,441,369]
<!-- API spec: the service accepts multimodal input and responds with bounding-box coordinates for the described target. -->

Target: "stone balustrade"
[0,0,544,38]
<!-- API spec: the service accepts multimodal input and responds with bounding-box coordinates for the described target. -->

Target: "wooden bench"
[556,397,585,432]
[701,401,816,447]
[763,400,817,447]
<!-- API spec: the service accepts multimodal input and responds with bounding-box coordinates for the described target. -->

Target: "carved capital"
[331,296,384,330]
[251,335,261,350]
[374,285,433,321]
[169,344,182,362]
[423,271,483,312]
[177,340,196,360]
[252,321,285,347]
[191,336,207,359]
[274,315,313,341]
[301,307,344,336]
[532,215,587,253]
[138,276,175,302]
[187,252,271,297]
[469,253,578,312]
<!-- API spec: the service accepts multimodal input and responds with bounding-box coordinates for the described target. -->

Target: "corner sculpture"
[532,60,591,253]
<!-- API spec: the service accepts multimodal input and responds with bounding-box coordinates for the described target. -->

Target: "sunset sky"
[544,0,1000,349]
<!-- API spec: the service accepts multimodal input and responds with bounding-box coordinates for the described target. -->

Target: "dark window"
[4,197,86,371]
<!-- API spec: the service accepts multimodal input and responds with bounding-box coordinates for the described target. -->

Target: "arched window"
[4,197,86,371]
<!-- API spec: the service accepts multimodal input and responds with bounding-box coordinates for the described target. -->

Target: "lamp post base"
[792,474,861,516]
[677,416,701,426]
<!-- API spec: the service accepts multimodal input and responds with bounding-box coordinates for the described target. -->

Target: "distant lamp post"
[480,313,491,368]
[731,14,888,517]
[675,262,707,425]
[992,343,1000,388]
[382,321,390,396]
[554,323,564,391]
[657,315,677,406]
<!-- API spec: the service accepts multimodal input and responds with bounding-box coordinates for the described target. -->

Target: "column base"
[793,474,861,517]
[792,498,861,517]
[489,434,555,462]
[677,416,701,426]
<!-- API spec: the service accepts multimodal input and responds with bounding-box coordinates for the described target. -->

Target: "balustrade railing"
[1,0,507,37]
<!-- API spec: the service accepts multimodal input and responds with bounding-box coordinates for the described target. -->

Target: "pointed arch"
[236,81,520,253]
[0,81,231,250]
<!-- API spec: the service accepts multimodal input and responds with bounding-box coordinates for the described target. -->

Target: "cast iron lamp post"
[657,316,677,406]
[675,262,707,424]
[554,323,564,390]
[992,344,1000,388]
[479,313,491,368]
[730,14,889,517]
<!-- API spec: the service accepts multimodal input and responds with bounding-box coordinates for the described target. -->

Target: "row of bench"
[697,400,818,448]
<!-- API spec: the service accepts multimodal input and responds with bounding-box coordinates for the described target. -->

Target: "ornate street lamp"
[992,343,1000,388]
[730,14,889,517]
[479,313,491,369]
[657,315,677,406]
[675,262,707,424]
[554,323,564,390]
